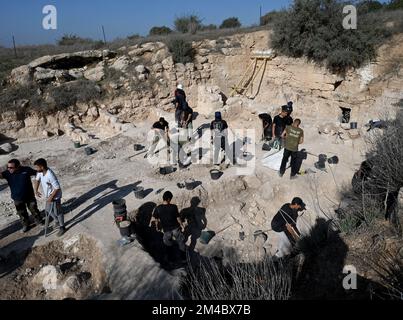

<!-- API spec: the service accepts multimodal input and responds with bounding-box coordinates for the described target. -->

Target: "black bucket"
[262,143,271,151]
[318,154,327,162]
[210,169,223,181]
[133,186,145,199]
[113,199,127,216]
[119,220,132,237]
[74,141,81,148]
[134,144,143,151]
[314,160,326,170]
[350,122,358,129]
[328,156,339,164]
[185,179,196,190]
[160,166,175,175]
[84,147,93,156]
[199,230,216,245]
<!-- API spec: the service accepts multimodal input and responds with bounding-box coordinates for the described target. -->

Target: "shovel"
[199,223,236,245]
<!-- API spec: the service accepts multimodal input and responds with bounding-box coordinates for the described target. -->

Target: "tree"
[174,15,202,34]
[220,17,241,29]
[271,0,390,73]
[167,38,195,64]
[357,0,384,13]
[387,0,403,10]
[149,26,173,36]
[260,10,285,26]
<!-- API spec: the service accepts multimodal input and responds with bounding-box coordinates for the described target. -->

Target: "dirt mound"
[0,235,108,300]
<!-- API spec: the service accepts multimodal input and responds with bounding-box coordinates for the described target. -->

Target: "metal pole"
[102,25,107,44]
[12,35,17,58]
[259,5,262,25]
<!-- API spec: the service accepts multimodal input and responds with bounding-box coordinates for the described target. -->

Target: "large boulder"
[9,65,33,86]
[84,65,105,82]
[32,265,60,290]
[196,85,225,117]
[0,143,13,154]
[111,56,130,72]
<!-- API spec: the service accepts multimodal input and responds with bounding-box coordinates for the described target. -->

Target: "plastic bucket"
[119,220,132,237]
[84,147,93,155]
[199,230,216,245]
[328,156,339,165]
[314,160,326,170]
[133,144,143,151]
[318,154,327,162]
[74,141,81,148]
[159,166,175,175]
[210,169,222,181]
[350,122,358,129]
[133,186,145,199]
[185,179,196,190]
[262,143,271,151]
[112,199,127,216]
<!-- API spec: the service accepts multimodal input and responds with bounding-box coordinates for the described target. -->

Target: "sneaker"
[21,225,30,233]
[57,227,66,237]
[278,172,284,177]
[290,175,298,180]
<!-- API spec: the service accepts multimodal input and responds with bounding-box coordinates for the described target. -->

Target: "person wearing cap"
[286,101,293,116]
[210,112,230,166]
[271,197,306,257]
[279,118,304,179]
[173,84,188,127]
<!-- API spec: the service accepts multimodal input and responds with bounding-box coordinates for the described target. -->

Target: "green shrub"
[57,34,102,47]
[200,24,218,31]
[48,80,100,109]
[220,17,241,29]
[127,34,142,40]
[174,15,202,34]
[167,38,195,64]
[149,26,173,36]
[260,10,285,26]
[357,0,384,13]
[0,84,45,112]
[387,0,403,10]
[271,0,391,73]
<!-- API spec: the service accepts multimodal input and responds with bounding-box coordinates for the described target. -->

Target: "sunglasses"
[7,166,16,170]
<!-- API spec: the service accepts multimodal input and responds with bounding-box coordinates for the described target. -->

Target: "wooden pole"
[102,25,107,44]
[12,35,17,58]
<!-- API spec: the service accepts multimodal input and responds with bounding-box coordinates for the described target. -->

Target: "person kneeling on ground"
[33,158,66,237]
[271,197,305,258]
[258,113,272,141]
[279,118,304,180]
[149,191,187,262]
[0,159,44,233]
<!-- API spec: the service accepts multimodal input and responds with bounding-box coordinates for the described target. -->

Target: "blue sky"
[0,0,293,47]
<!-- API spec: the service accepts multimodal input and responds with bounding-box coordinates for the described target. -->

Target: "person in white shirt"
[33,158,66,237]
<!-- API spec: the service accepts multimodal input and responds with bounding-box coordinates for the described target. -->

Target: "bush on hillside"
[200,24,218,31]
[57,34,103,48]
[271,0,391,73]
[357,0,384,13]
[167,38,195,64]
[174,15,202,34]
[149,26,173,36]
[387,0,403,10]
[260,10,286,26]
[219,17,241,29]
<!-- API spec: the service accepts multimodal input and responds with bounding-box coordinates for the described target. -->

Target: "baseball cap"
[215,111,222,120]
[177,84,183,90]
[292,197,306,210]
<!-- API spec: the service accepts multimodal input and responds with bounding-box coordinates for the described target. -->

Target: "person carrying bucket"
[271,197,306,258]
[149,191,187,262]
[33,158,66,237]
